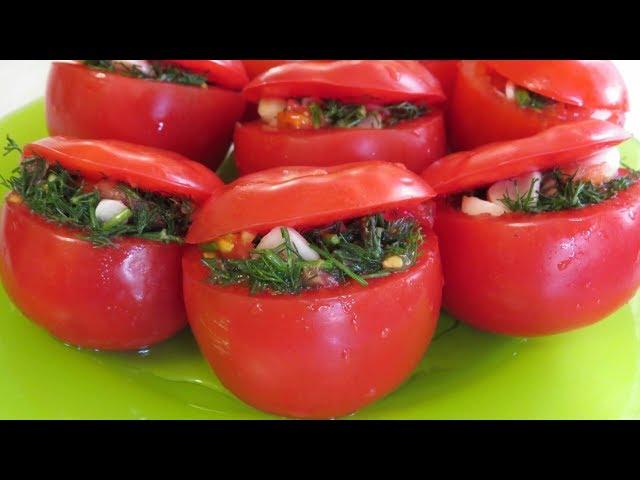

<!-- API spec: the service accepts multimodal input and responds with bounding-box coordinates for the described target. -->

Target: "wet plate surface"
[1,100,639,419]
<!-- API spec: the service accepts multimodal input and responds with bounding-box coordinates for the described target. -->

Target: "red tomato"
[183,161,442,417]
[433,181,640,336]
[422,120,630,195]
[235,111,446,174]
[0,201,186,350]
[0,138,222,350]
[419,60,459,99]
[421,122,639,336]
[236,61,446,173]
[27,137,224,204]
[243,60,445,104]
[161,60,249,90]
[449,61,628,150]
[46,62,246,170]
[182,228,442,418]
[187,161,436,243]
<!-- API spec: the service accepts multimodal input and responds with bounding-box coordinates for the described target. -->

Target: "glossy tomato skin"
[449,61,627,151]
[0,201,187,350]
[182,228,442,418]
[419,60,459,99]
[242,60,296,80]
[433,180,640,336]
[45,62,246,170]
[234,111,447,174]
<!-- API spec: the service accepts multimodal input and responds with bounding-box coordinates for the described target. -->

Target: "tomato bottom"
[0,201,187,350]
[182,230,443,418]
[433,182,640,336]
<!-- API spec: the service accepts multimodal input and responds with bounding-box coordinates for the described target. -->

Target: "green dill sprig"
[514,86,554,110]
[383,102,428,126]
[498,168,640,214]
[1,152,193,247]
[3,135,22,156]
[202,215,424,295]
[82,60,207,87]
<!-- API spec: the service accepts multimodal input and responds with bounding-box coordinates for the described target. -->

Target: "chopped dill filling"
[202,214,425,295]
[459,167,640,214]
[513,86,555,110]
[82,60,208,87]
[1,147,193,247]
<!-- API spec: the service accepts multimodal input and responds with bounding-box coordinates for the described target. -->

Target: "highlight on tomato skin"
[45,60,247,170]
[421,121,640,336]
[181,161,444,418]
[234,60,448,174]
[0,137,222,350]
[448,60,628,151]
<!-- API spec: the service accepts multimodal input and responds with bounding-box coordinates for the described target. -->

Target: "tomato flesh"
[0,201,187,350]
[182,228,442,418]
[433,180,640,336]
[449,61,626,151]
[234,111,447,174]
[46,62,246,170]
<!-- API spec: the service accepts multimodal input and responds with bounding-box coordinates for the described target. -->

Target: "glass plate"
[1,99,639,419]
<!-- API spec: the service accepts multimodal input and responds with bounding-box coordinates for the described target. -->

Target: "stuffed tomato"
[183,162,443,418]
[234,60,447,174]
[46,60,248,170]
[422,120,639,336]
[0,137,222,350]
[449,60,628,150]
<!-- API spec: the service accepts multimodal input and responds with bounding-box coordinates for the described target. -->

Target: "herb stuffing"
[310,99,427,129]
[82,60,208,87]
[464,167,640,214]
[513,86,555,110]
[1,139,193,246]
[203,214,424,295]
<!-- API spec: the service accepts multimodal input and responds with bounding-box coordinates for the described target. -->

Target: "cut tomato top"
[162,60,249,91]
[25,137,223,204]
[186,161,436,243]
[421,120,631,195]
[484,60,628,110]
[242,60,446,105]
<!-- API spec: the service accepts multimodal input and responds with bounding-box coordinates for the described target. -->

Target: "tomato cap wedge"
[26,137,223,204]
[186,161,436,243]
[162,60,249,91]
[243,60,446,105]
[484,60,628,110]
[422,119,630,195]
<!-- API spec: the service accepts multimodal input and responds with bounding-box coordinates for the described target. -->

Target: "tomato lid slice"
[25,137,223,204]
[186,161,436,244]
[421,120,631,195]
[484,60,628,110]
[162,60,249,91]
[242,60,446,105]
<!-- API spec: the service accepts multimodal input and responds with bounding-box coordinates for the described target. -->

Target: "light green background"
[1,100,639,419]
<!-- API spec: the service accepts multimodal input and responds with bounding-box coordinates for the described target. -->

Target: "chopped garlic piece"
[461,196,507,217]
[258,98,287,126]
[256,226,320,261]
[487,171,542,206]
[95,199,128,223]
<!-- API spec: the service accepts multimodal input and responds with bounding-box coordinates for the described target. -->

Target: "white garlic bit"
[461,196,507,217]
[95,199,129,223]
[258,98,287,126]
[505,81,516,101]
[256,226,320,261]
[487,171,543,206]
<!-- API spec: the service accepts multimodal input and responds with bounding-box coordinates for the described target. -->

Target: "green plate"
[1,99,640,420]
